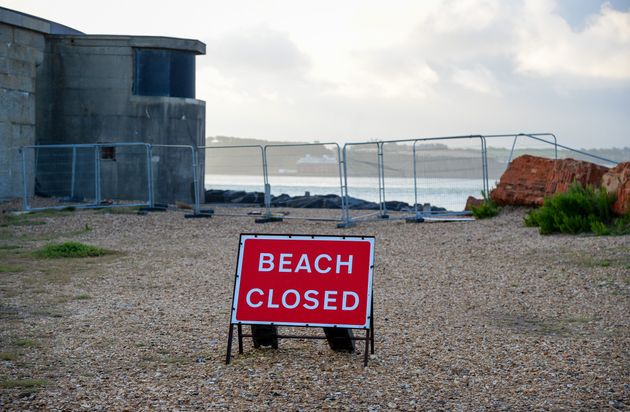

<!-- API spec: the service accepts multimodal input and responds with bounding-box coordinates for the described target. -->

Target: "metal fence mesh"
[21,144,151,211]
[19,133,619,223]
[265,143,343,220]
[412,137,486,212]
[202,145,266,216]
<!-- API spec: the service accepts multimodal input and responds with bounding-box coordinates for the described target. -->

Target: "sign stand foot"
[225,323,234,365]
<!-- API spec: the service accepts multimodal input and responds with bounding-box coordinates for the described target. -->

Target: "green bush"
[34,242,111,258]
[524,182,623,235]
[472,192,500,219]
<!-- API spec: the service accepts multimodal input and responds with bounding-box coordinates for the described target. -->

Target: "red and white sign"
[231,234,375,328]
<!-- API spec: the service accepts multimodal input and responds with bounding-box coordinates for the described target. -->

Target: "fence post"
[412,140,419,217]
[191,146,201,215]
[20,147,30,211]
[147,144,155,208]
[480,136,489,196]
[70,146,77,200]
[94,145,101,206]
[262,145,272,219]
[377,142,388,218]
[340,144,352,227]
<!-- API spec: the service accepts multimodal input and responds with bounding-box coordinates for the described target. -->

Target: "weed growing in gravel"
[14,339,38,348]
[34,242,111,258]
[471,191,500,219]
[524,182,629,235]
[0,379,47,389]
[73,294,92,300]
[0,264,23,273]
[0,352,17,361]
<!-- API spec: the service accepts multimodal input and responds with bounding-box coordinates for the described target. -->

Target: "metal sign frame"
[226,233,376,366]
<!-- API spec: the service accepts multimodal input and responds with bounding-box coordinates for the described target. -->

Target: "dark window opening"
[101,146,116,161]
[133,48,196,98]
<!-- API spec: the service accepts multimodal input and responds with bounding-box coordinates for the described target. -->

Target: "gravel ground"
[0,205,628,410]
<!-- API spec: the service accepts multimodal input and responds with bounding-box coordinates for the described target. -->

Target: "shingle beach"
[1,206,628,410]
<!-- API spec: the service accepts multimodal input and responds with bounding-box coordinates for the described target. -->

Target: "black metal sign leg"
[237,324,244,354]
[226,323,234,365]
[363,328,370,367]
[370,315,375,354]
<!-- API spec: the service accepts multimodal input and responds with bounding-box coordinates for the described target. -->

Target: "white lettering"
[336,255,353,274]
[303,290,319,310]
[245,288,264,308]
[258,253,274,272]
[295,254,312,273]
[341,291,359,310]
[267,288,279,308]
[315,254,332,273]
[323,290,337,310]
[281,289,300,309]
[279,253,293,272]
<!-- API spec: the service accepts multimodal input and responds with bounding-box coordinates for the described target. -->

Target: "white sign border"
[230,234,375,329]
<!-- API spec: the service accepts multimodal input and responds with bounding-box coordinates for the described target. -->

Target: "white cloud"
[451,66,502,96]
[514,3,630,80]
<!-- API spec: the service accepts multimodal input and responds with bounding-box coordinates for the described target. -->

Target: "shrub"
[34,242,111,258]
[524,182,619,235]
[472,192,500,219]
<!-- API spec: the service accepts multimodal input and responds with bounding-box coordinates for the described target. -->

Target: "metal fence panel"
[411,136,486,214]
[264,143,344,221]
[20,143,151,211]
[149,144,199,213]
[482,133,617,192]
[201,145,266,217]
[341,142,384,223]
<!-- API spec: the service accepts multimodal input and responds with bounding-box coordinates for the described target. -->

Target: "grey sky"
[3,0,629,148]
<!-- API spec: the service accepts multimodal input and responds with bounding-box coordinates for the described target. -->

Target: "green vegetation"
[73,294,92,300]
[0,352,17,361]
[14,338,38,348]
[0,379,47,389]
[524,182,630,235]
[34,242,111,258]
[0,264,23,273]
[471,192,500,219]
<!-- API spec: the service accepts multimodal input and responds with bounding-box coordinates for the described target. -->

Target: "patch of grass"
[0,352,17,361]
[33,242,111,258]
[0,379,47,389]
[0,264,23,273]
[524,182,627,235]
[73,294,92,300]
[471,191,500,219]
[0,208,75,228]
[0,214,46,228]
[14,339,38,348]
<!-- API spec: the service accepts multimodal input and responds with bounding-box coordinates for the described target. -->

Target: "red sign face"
[231,234,375,328]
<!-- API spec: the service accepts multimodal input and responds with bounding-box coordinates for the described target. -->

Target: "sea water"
[205,174,486,211]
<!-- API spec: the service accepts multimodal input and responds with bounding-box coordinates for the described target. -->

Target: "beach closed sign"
[231,234,375,329]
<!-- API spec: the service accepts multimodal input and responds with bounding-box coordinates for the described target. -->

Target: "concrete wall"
[0,22,45,200]
[35,35,206,204]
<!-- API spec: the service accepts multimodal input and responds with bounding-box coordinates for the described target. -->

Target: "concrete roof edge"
[0,6,83,35]
[47,34,206,54]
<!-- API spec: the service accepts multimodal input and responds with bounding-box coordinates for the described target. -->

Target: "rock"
[491,155,610,207]
[546,158,609,194]
[204,189,225,203]
[384,200,412,211]
[465,196,484,211]
[601,162,630,216]
[490,155,553,206]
